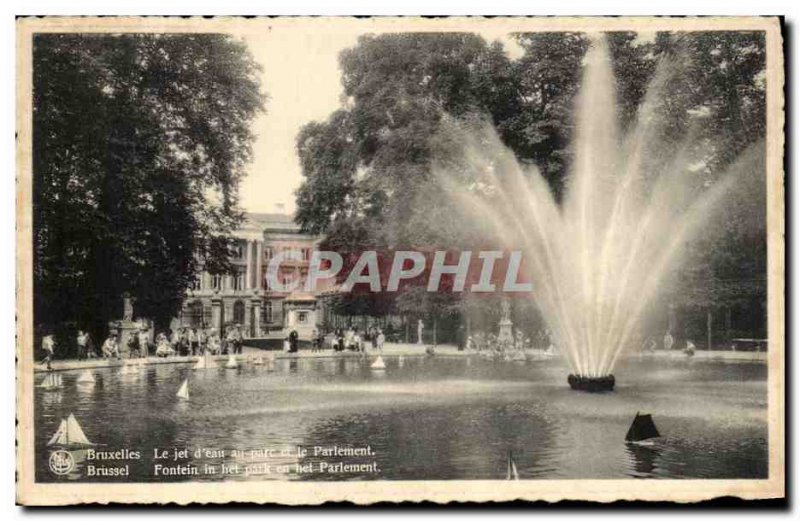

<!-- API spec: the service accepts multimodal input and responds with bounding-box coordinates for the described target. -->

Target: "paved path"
[32,343,766,373]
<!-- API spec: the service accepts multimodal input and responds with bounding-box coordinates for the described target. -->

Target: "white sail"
[225,355,238,369]
[47,419,67,445]
[47,414,92,446]
[176,379,189,400]
[65,414,92,445]
[253,356,264,365]
[371,356,386,370]
[193,356,206,370]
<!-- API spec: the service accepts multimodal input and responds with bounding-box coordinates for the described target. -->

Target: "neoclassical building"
[175,212,321,338]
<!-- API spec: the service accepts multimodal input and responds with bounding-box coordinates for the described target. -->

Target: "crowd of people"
[40,324,247,366]
[41,324,391,366]
[325,326,386,353]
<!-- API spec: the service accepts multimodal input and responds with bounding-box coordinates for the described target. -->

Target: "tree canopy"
[33,33,264,344]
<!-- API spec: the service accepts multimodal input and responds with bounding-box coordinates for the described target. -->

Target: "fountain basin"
[568,374,615,392]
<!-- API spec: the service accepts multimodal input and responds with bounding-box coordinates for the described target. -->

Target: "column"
[256,241,264,291]
[245,240,253,290]
[211,298,223,332]
[244,300,252,335]
[252,300,261,336]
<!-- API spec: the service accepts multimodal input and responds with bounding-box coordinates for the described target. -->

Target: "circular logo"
[49,450,75,476]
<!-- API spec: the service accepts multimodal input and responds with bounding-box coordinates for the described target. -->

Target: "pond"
[35,355,768,481]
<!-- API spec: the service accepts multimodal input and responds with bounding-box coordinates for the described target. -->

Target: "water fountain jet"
[434,34,749,390]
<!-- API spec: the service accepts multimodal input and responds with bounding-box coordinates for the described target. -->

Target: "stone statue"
[123,294,135,322]
[417,319,424,345]
[497,298,514,347]
[501,298,511,322]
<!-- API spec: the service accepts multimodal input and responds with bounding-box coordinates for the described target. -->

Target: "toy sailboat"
[371,356,386,370]
[506,451,520,481]
[47,413,93,447]
[176,379,189,400]
[253,356,264,365]
[625,412,661,444]
[225,354,238,369]
[39,372,63,390]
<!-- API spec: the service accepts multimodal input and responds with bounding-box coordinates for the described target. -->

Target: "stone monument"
[109,293,141,352]
[497,298,514,348]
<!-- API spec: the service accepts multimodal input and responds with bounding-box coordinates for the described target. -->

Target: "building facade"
[175,213,321,339]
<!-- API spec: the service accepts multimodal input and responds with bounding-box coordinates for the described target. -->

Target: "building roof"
[244,212,297,228]
[234,212,303,239]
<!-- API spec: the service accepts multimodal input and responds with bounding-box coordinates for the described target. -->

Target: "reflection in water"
[299,401,560,481]
[35,356,768,482]
[625,442,662,477]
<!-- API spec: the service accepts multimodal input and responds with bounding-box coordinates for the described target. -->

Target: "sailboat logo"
[48,450,75,475]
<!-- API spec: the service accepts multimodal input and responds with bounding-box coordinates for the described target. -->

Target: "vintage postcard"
[16,16,784,505]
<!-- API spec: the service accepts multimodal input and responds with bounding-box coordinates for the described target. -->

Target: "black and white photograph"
[14,16,784,505]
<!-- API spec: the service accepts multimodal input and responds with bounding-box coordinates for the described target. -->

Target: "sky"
[237,27,523,215]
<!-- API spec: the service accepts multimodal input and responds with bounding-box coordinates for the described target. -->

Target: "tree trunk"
[725,307,732,342]
[707,308,713,351]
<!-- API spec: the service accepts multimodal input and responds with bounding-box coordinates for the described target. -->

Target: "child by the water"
[41,333,56,369]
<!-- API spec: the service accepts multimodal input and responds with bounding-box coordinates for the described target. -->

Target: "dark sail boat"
[625,412,661,444]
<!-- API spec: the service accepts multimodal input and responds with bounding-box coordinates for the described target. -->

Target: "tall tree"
[295,33,519,335]
[33,34,264,347]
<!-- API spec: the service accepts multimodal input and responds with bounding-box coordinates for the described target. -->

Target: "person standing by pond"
[188,328,198,356]
[207,329,220,354]
[335,328,345,352]
[197,327,207,354]
[224,327,235,355]
[41,333,56,369]
[138,327,150,358]
[127,332,141,358]
[170,328,181,355]
[664,329,675,351]
[310,328,320,352]
[289,328,299,353]
[76,330,89,360]
[232,325,243,354]
[377,329,385,352]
